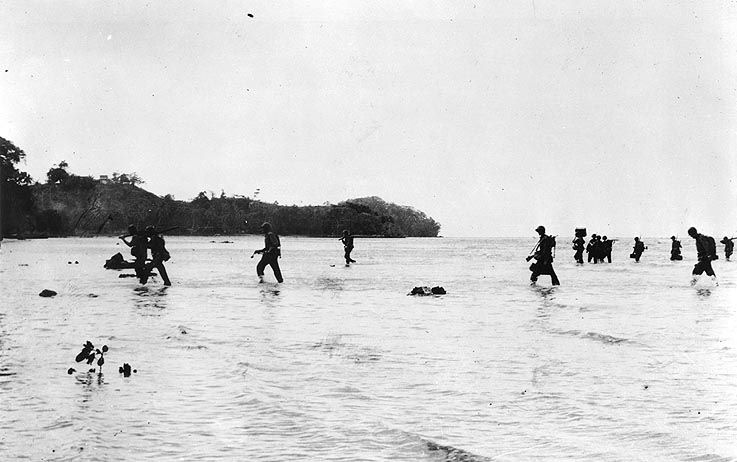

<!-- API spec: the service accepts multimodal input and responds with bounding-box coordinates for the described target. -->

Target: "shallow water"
[0,236,735,461]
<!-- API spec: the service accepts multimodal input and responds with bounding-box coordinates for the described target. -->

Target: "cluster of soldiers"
[527,225,734,287]
[118,225,172,286]
[572,233,617,264]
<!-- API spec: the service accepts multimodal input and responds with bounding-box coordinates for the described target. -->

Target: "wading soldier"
[689,227,718,286]
[527,225,560,286]
[670,236,683,261]
[340,229,356,265]
[140,226,172,286]
[572,235,585,264]
[631,237,646,262]
[720,236,735,261]
[254,222,283,283]
[119,224,148,280]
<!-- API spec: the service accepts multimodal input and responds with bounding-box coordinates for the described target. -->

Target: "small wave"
[548,328,629,345]
[42,418,74,431]
[584,332,628,344]
[684,453,735,462]
[307,337,383,363]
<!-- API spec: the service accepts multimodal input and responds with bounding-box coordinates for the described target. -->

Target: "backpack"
[706,236,717,258]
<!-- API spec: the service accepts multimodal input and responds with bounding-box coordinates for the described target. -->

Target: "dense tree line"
[0,137,441,238]
[148,193,440,237]
[1,137,34,236]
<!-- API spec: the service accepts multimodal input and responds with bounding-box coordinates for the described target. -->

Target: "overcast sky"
[2,1,735,237]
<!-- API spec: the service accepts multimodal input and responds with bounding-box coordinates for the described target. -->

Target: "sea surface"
[0,236,735,461]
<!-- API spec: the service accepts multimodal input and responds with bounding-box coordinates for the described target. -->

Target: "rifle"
[526,239,541,262]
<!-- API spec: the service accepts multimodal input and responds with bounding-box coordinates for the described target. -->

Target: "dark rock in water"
[67,368,76,375]
[409,286,446,296]
[119,363,132,377]
[425,440,483,461]
[410,286,430,295]
[39,289,57,297]
[104,252,136,270]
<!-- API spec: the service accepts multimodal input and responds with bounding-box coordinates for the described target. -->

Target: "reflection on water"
[133,286,169,314]
[0,236,736,461]
[696,288,712,298]
[258,285,281,304]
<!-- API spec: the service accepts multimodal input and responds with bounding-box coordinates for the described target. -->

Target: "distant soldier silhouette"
[527,225,560,286]
[572,235,585,264]
[340,229,356,265]
[119,224,148,280]
[688,227,718,285]
[670,236,683,261]
[630,237,646,262]
[140,226,171,286]
[254,222,283,283]
[601,236,615,263]
[592,235,604,263]
[720,236,735,261]
[586,234,597,263]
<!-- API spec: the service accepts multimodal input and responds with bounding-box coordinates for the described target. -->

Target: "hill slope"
[25,183,441,237]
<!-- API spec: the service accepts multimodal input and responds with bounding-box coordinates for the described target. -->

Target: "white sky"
[1,1,736,237]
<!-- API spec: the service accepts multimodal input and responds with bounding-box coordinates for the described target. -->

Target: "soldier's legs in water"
[156,261,171,286]
[256,255,268,282]
[269,257,284,283]
[549,267,560,286]
[135,258,148,283]
[691,261,705,285]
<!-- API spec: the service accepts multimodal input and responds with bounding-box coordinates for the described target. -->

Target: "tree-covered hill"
[27,185,440,237]
[1,142,440,237]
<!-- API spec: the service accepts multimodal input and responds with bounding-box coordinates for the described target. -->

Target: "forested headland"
[1,137,441,238]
